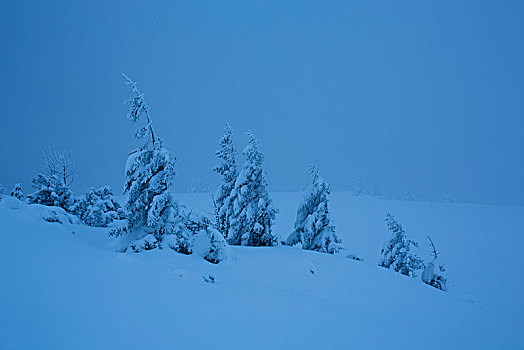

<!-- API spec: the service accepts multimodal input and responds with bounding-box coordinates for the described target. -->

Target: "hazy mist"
[1,1,523,205]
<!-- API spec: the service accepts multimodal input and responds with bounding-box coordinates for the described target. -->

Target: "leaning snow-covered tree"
[73,186,124,227]
[213,123,238,238]
[223,132,278,246]
[110,74,189,253]
[28,173,75,211]
[286,165,341,254]
[421,237,448,291]
[10,183,25,200]
[379,213,423,277]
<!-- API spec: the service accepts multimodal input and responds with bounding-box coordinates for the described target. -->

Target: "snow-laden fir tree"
[379,213,423,277]
[10,183,25,200]
[28,173,75,211]
[223,132,278,246]
[286,165,341,254]
[213,123,238,238]
[421,237,448,291]
[73,186,124,227]
[110,74,189,253]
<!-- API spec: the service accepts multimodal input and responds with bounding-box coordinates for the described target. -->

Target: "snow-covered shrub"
[421,261,448,291]
[110,75,188,253]
[286,165,341,254]
[36,205,80,225]
[379,213,423,277]
[10,183,25,200]
[73,186,123,227]
[213,123,238,238]
[222,132,278,246]
[185,211,227,263]
[28,173,75,212]
[200,227,227,263]
[421,237,448,291]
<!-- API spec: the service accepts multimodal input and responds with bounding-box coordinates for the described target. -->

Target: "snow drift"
[1,193,523,349]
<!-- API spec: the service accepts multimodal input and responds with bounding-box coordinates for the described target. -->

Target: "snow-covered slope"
[1,193,523,349]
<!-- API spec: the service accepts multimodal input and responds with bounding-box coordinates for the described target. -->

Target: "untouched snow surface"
[1,193,523,349]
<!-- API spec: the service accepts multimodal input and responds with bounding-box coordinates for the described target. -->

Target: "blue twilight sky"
[0,1,523,204]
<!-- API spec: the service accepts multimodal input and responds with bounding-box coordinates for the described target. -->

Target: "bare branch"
[427,236,439,260]
[40,148,76,186]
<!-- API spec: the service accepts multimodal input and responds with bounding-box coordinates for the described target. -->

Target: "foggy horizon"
[1,1,523,205]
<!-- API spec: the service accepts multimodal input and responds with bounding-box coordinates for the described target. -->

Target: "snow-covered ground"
[1,193,523,349]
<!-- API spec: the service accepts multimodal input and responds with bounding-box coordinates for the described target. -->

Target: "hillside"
[1,193,523,349]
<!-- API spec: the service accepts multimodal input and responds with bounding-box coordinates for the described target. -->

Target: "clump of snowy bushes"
[28,173,75,211]
[28,149,76,212]
[20,151,125,228]
[379,213,449,291]
[10,183,25,200]
[0,183,25,202]
[73,186,124,227]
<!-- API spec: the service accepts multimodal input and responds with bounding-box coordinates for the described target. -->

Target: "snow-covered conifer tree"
[224,132,277,246]
[213,123,238,237]
[379,213,423,277]
[286,165,341,254]
[110,74,189,253]
[73,186,123,227]
[0,184,6,200]
[28,173,75,211]
[421,237,448,291]
[10,183,25,200]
